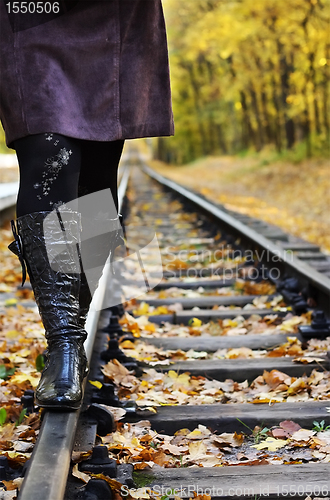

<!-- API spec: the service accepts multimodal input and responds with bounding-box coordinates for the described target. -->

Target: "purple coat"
[0,0,174,148]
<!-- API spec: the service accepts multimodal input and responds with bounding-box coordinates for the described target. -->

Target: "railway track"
[0,150,330,500]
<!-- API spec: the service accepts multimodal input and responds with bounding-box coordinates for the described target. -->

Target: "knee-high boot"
[8,209,88,410]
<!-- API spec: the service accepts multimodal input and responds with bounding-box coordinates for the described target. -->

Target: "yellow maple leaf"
[10,373,40,388]
[167,371,190,387]
[139,380,149,387]
[252,391,285,403]
[186,425,211,440]
[251,437,288,451]
[223,319,238,328]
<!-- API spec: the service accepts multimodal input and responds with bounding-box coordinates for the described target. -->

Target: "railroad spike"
[0,456,9,482]
[101,315,124,336]
[100,335,125,362]
[21,390,36,415]
[79,445,117,477]
[74,478,113,500]
[277,277,300,293]
[85,403,116,436]
[119,331,137,342]
[291,298,308,315]
[108,304,125,318]
[0,455,22,482]
[280,289,308,314]
[91,383,121,407]
[100,334,143,376]
[299,310,330,340]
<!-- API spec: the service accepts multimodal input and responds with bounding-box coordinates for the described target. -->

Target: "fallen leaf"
[186,425,211,440]
[188,318,203,327]
[251,437,288,451]
[272,420,301,438]
[188,440,208,460]
[99,405,126,422]
[287,378,306,395]
[280,420,302,434]
[90,473,123,490]
[89,380,103,389]
[291,429,315,442]
[263,369,290,389]
[72,464,90,484]
[9,372,40,388]
[213,432,244,448]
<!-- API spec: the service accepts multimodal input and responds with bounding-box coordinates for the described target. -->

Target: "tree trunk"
[323,77,329,134]
[271,79,282,153]
[303,87,312,157]
[261,90,273,144]
[186,63,208,156]
[240,91,255,149]
[277,43,295,149]
[250,87,264,151]
[314,97,321,135]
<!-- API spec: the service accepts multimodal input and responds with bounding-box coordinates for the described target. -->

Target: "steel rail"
[142,164,330,313]
[0,182,18,225]
[17,163,131,500]
[0,182,18,212]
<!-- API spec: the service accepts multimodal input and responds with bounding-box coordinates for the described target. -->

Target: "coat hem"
[5,122,175,149]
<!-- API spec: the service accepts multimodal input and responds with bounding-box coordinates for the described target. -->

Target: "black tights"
[14,133,125,217]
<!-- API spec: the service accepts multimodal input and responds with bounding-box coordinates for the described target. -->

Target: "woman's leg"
[9,135,125,409]
[77,140,125,326]
[78,139,124,210]
[10,133,87,410]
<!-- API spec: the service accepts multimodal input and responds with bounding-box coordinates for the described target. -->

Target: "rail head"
[142,164,330,309]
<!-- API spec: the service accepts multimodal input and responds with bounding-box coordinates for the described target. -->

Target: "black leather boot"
[9,209,88,410]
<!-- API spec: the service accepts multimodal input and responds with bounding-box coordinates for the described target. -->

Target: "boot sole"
[35,400,81,411]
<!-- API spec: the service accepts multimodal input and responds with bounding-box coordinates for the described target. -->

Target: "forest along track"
[0,154,330,500]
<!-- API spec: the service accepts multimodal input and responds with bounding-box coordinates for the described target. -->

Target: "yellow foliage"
[163,0,329,163]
